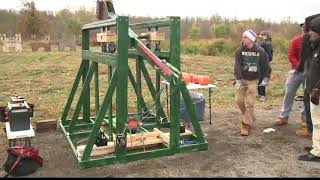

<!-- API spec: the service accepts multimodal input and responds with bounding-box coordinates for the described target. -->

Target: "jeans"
[304,93,313,132]
[258,77,266,96]
[280,71,305,118]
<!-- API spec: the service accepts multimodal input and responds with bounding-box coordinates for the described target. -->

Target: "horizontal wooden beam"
[82,19,117,30]
[82,50,117,66]
[129,18,171,29]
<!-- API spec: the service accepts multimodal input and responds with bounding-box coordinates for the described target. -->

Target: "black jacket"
[258,39,273,61]
[304,38,320,94]
[296,14,320,73]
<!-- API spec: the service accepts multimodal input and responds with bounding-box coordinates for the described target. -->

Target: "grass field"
[1,45,316,178]
[0,46,302,122]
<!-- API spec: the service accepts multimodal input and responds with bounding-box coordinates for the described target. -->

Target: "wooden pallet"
[76,128,193,157]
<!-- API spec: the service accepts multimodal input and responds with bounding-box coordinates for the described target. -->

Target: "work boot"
[240,122,250,136]
[296,128,312,139]
[300,116,307,128]
[298,153,320,162]
[304,146,313,152]
[258,96,266,102]
[273,116,288,126]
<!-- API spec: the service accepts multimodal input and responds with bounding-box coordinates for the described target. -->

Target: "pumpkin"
[198,75,210,85]
[182,73,192,85]
[127,118,140,129]
[188,73,197,82]
[192,75,199,84]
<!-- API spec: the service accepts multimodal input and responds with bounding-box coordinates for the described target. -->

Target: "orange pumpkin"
[192,75,199,84]
[182,73,192,85]
[127,118,139,129]
[188,73,197,82]
[198,75,210,85]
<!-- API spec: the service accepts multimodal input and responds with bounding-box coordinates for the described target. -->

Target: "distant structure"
[58,36,76,51]
[31,35,51,52]
[1,34,22,52]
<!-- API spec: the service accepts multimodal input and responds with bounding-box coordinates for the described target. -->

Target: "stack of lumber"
[35,119,57,133]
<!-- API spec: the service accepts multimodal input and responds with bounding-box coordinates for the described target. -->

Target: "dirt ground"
[0,100,320,178]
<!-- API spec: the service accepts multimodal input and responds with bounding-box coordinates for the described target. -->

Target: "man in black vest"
[298,16,320,162]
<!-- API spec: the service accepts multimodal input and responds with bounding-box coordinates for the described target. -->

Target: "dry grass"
[0,47,300,123]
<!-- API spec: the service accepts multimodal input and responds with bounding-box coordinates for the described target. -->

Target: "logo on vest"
[242,52,260,56]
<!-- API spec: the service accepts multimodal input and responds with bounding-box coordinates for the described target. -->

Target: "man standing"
[234,29,271,136]
[274,24,310,135]
[257,31,273,101]
[298,16,320,162]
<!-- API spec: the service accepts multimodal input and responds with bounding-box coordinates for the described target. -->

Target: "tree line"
[0,1,301,54]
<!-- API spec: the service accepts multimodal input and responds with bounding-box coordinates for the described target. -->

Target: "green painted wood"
[136,56,142,111]
[180,83,205,143]
[128,68,148,111]
[115,16,129,156]
[169,78,180,151]
[68,62,95,134]
[108,66,114,141]
[79,148,172,168]
[168,17,181,151]
[69,130,93,140]
[77,142,207,168]
[169,17,180,67]
[82,29,91,123]
[129,18,171,29]
[61,61,85,122]
[82,18,117,30]
[62,13,208,168]
[58,122,79,162]
[63,123,94,133]
[81,69,117,160]
[94,62,100,115]
[140,62,167,119]
[82,50,117,66]
[156,71,161,127]
[128,49,169,60]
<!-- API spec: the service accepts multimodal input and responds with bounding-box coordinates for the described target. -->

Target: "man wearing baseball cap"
[274,22,312,138]
[233,29,271,136]
[298,16,320,162]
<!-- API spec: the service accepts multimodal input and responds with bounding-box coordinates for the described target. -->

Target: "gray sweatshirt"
[234,43,271,81]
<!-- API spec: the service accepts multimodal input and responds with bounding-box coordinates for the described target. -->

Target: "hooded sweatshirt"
[258,39,273,62]
[234,43,271,81]
[296,14,320,73]
[304,16,320,93]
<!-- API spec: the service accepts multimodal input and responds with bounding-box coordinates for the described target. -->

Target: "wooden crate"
[96,32,117,43]
[149,32,165,41]
[139,32,165,41]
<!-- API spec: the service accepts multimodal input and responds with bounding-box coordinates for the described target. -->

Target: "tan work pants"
[310,101,320,157]
[235,79,258,127]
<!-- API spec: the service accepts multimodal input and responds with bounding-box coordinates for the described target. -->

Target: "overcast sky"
[1,0,319,23]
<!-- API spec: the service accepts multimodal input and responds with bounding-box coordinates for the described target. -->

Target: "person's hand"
[235,79,243,90]
[259,78,269,86]
[288,70,297,75]
[311,88,320,105]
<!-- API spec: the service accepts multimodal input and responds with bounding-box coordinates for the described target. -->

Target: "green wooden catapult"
[58,1,208,168]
